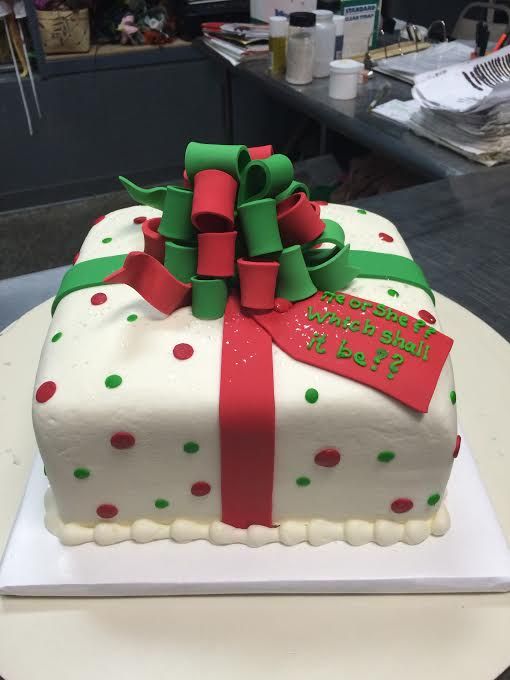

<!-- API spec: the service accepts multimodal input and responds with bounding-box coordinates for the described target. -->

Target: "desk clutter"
[374,46,510,166]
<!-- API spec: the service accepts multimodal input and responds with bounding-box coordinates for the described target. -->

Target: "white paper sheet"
[1,438,509,596]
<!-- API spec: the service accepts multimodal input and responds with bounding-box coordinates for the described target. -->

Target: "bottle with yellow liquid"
[269,16,288,76]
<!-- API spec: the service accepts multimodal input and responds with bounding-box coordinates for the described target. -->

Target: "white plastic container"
[332,14,344,59]
[328,58,363,100]
[313,9,335,78]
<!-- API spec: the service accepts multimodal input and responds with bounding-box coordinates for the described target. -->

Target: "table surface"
[199,42,482,180]
[0,291,509,679]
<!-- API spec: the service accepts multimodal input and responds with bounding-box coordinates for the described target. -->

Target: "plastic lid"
[289,11,316,27]
[314,9,333,21]
[329,59,364,74]
[269,15,288,37]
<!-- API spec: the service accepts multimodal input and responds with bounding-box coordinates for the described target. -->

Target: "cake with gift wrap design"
[33,142,459,547]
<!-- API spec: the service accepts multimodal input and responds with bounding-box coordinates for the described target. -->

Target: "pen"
[492,31,508,52]
[475,21,489,57]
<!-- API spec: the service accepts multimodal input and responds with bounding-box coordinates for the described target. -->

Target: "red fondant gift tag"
[251,291,453,413]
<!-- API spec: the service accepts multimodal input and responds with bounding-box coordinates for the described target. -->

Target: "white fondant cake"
[33,203,458,547]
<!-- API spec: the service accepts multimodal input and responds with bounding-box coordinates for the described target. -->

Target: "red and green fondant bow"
[51,142,448,530]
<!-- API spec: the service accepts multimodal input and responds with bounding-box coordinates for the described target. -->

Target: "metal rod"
[16,19,42,118]
[3,17,33,135]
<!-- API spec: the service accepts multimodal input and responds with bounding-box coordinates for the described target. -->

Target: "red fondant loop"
[104,251,191,315]
[191,169,238,232]
[237,258,279,310]
[142,217,165,263]
[276,192,325,246]
[183,169,192,189]
[248,145,274,160]
[197,231,237,278]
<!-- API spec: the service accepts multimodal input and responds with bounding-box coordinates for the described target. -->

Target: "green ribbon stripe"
[52,250,434,315]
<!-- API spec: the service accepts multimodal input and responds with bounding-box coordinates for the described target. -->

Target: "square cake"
[33,142,458,547]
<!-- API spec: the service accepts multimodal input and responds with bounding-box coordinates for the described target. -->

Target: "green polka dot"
[427,493,440,506]
[74,467,90,479]
[387,289,399,298]
[450,390,456,405]
[183,441,199,454]
[154,498,169,509]
[377,451,395,463]
[357,209,367,215]
[296,476,311,487]
[305,388,319,404]
[102,237,112,244]
[51,331,63,343]
[105,374,122,389]
[127,314,138,322]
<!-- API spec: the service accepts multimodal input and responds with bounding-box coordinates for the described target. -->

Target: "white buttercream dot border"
[45,489,450,548]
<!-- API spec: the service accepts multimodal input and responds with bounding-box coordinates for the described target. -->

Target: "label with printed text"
[252,291,453,413]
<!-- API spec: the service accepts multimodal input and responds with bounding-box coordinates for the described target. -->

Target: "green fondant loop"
[164,241,198,284]
[275,180,310,203]
[307,244,360,291]
[158,186,195,243]
[277,245,317,302]
[349,251,435,304]
[51,254,128,315]
[185,142,250,181]
[238,199,283,258]
[238,154,294,204]
[304,219,345,250]
[119,176,166,211]
[191,276,228,320]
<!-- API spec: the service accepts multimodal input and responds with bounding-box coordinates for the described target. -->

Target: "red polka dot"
[110,432,136,449]
[35,381,57,403]
[96,503,118,519]
[72,252,80,265]
[453,434,461,458]
[133,216,147,224]
[418,310,436,325]
[90,292,107,306]
[191,481,211,497]
[274,298,293,313]
[314,448,341,467]
[391,498,414,514]
[173,343,194,360]
[379,232,394,243]
[93,215,105,225]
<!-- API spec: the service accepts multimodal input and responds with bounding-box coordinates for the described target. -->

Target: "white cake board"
[1,437,510,596]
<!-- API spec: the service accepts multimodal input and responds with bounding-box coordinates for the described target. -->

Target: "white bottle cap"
[313,9,334,22]
[269,15,289,37]
[330,58,363,74]
[332,14,345,35]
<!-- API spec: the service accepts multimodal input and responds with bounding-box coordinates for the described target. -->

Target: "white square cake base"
[1,437,509,596]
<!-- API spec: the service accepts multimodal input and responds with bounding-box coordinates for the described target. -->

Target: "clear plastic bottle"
[269,16,288,76]
[286,12,316,86]
[313,10,336,78]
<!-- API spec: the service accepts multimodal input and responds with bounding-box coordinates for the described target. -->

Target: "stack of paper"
[374,41,473,84]
[202,22,269,67]
[373,46,510,166]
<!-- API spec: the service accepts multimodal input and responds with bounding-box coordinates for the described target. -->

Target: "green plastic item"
[158,186,195,242]
[119,176,166,211]
[185,142,251,180]
[307,244,360,291]
[275,180,310,203]
[164,241,198,283]
[277,245,317,301]
[349,251,435,303]
[238,154,294,204]
[51,254,128,315]
[191,276,228,320]
[305,219,345,249]
[238,198,283,257]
